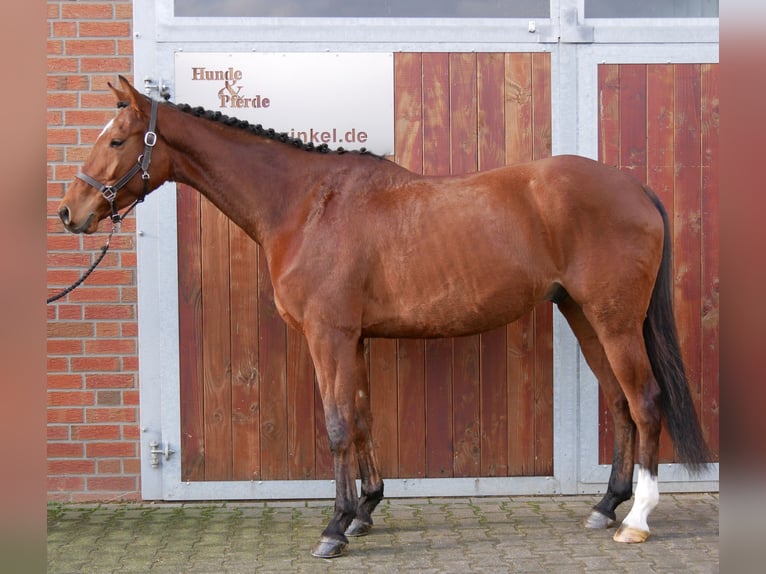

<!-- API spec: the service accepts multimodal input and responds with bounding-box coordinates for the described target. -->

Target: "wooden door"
[176,52,555,482]
[597,63,719,464]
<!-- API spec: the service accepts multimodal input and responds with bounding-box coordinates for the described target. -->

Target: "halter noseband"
[75,98,159,226]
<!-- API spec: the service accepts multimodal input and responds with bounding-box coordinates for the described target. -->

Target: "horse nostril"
[58,205,71,226]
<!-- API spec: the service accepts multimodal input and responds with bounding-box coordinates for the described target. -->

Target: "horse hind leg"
[558,297,636,530]
[593,323,663,543]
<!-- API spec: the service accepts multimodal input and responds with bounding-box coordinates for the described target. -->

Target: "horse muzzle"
[58,204,96,234]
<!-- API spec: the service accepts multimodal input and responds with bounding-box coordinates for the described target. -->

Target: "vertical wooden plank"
[422,52,454,478]
[286,327,315,479]
[599,65,621,169]
[394,52,427,479]
[369,338,399,478]
[177,185,205,481]
[646,64,678,462]
[229,225,261,480]
[200,197,233,480]
[531,53,554,476]
[673,65,703,458]
[618,64,648,183]
[700,63,720,457]
[504,53,536,476]
[449,52,481,478]
[597,64,620,464]
[258,249,288,479]
[477,52,509,477]
[531,53,552,161]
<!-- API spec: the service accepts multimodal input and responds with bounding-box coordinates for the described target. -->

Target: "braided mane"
[169,102,385,159]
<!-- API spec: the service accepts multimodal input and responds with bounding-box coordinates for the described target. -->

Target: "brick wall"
[47,1,140,502]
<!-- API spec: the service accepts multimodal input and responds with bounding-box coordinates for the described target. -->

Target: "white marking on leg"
[620,467,659,533]
[99,117,115,139]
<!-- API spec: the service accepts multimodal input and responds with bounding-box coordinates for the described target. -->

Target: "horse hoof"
[345,518,373,537]
[583,510,615,529]
[310,536,348,559]
[613,524,649,543]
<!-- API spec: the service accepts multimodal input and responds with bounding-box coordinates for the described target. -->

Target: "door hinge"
[149,440,175,468]
[144,77,172,101]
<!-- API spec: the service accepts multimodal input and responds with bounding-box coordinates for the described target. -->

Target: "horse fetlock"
[582,509,615,529]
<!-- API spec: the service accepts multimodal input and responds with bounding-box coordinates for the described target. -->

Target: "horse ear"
[117,75,145,113]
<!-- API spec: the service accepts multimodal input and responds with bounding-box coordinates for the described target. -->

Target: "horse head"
[58,76,169,234]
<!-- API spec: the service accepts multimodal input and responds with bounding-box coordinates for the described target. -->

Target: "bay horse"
[58,76,709,558]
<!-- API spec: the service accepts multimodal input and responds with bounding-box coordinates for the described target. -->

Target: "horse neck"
[161,106,309,247]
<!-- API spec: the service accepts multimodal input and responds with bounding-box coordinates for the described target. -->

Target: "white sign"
[174,52,394,155]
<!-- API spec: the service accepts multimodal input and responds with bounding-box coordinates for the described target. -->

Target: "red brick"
[122,391,139,406]
[61,3,114,19]
[97,459,123,474]
[79,21,131,37]
[121,322,138,337]
[84,305,134,320]
[85,373,135,389]
[57,305,84,320]
[48,407,84,424]
[47,234,81,251]
[48,442,83,458]
[65,109,114,127]
[83,270,135,286]
[84,339,136,355]
[122,357,139,371]
[52,21,77,38]
[48,322,93,338]
[47,338,83,355]
[114,3,134,19]
[48,374,83,389]
[122,458,141,475]
[96,390,122,406]
[47,252,92,267]
[86,442,136,458]
[70,356,121,372]
[47,357,70,372]
[48,459,96,475]
[48,476,85,492]
[123,425,140,440]
[87,476,138,492]
[47,128,78,145]
[86,407,137,423]
[48,39,63,56]
[66,287,121,303]
[95,322,121,337]
[81,57,132,74]
[47,57,79,73]
[47,91,78,108]
[47,425,70,440]
[48,391,95,407]
[72,424,121,440]
[66,39,116,57]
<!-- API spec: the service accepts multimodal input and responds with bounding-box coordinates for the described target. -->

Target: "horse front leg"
[306,328,368,559]
[345,373,384,537]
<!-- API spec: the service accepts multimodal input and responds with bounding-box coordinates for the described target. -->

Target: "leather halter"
[75,98,159,225]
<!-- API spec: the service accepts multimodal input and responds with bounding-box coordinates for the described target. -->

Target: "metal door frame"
[133,0,718,500]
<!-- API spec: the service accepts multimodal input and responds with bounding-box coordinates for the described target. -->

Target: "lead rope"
[46,226,115,304]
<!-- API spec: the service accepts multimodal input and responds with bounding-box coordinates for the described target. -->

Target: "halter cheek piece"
[75,98,159,226]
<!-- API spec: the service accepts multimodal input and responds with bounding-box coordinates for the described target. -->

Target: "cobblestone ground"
[47,493,718,573]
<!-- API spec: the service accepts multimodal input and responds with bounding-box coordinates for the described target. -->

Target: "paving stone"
[47,493,718,573]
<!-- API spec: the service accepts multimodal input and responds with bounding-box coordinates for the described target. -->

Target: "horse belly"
[361,252,542,339]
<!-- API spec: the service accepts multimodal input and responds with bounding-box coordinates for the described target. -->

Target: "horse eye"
[110,139,124,148]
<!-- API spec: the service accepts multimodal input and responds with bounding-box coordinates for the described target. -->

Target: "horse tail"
[641,186,710,473]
